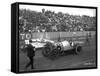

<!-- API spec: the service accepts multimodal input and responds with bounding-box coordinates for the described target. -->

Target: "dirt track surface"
[19,37,96,72]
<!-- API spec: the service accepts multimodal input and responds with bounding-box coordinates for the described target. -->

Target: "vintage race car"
[42,40,84,58]
[24,39,54,48]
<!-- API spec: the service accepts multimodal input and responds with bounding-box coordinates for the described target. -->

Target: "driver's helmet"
[69,41,74,46]
[29,39,33,43]
[57,42,60,46]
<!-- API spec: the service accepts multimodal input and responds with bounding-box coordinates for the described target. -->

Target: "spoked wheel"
[50,49,58,59]
[75,46,82,55]
[42,47,51,57]
[50,46,62,58]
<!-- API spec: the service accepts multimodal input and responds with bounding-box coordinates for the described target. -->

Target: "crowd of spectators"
[19,8,96,33]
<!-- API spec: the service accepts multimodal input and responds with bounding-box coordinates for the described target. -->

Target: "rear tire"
[75,46,82,55]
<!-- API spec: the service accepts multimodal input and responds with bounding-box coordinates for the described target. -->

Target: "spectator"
[25,41,35,69]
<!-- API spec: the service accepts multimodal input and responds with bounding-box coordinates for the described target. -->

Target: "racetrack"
[19,37,96,72]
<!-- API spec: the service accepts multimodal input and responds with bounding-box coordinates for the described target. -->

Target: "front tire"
[42,47,51,57]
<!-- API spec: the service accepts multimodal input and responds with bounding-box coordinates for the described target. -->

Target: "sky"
[19,5,96,17]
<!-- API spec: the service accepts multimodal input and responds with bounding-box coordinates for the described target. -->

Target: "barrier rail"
[19,31,96,40]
